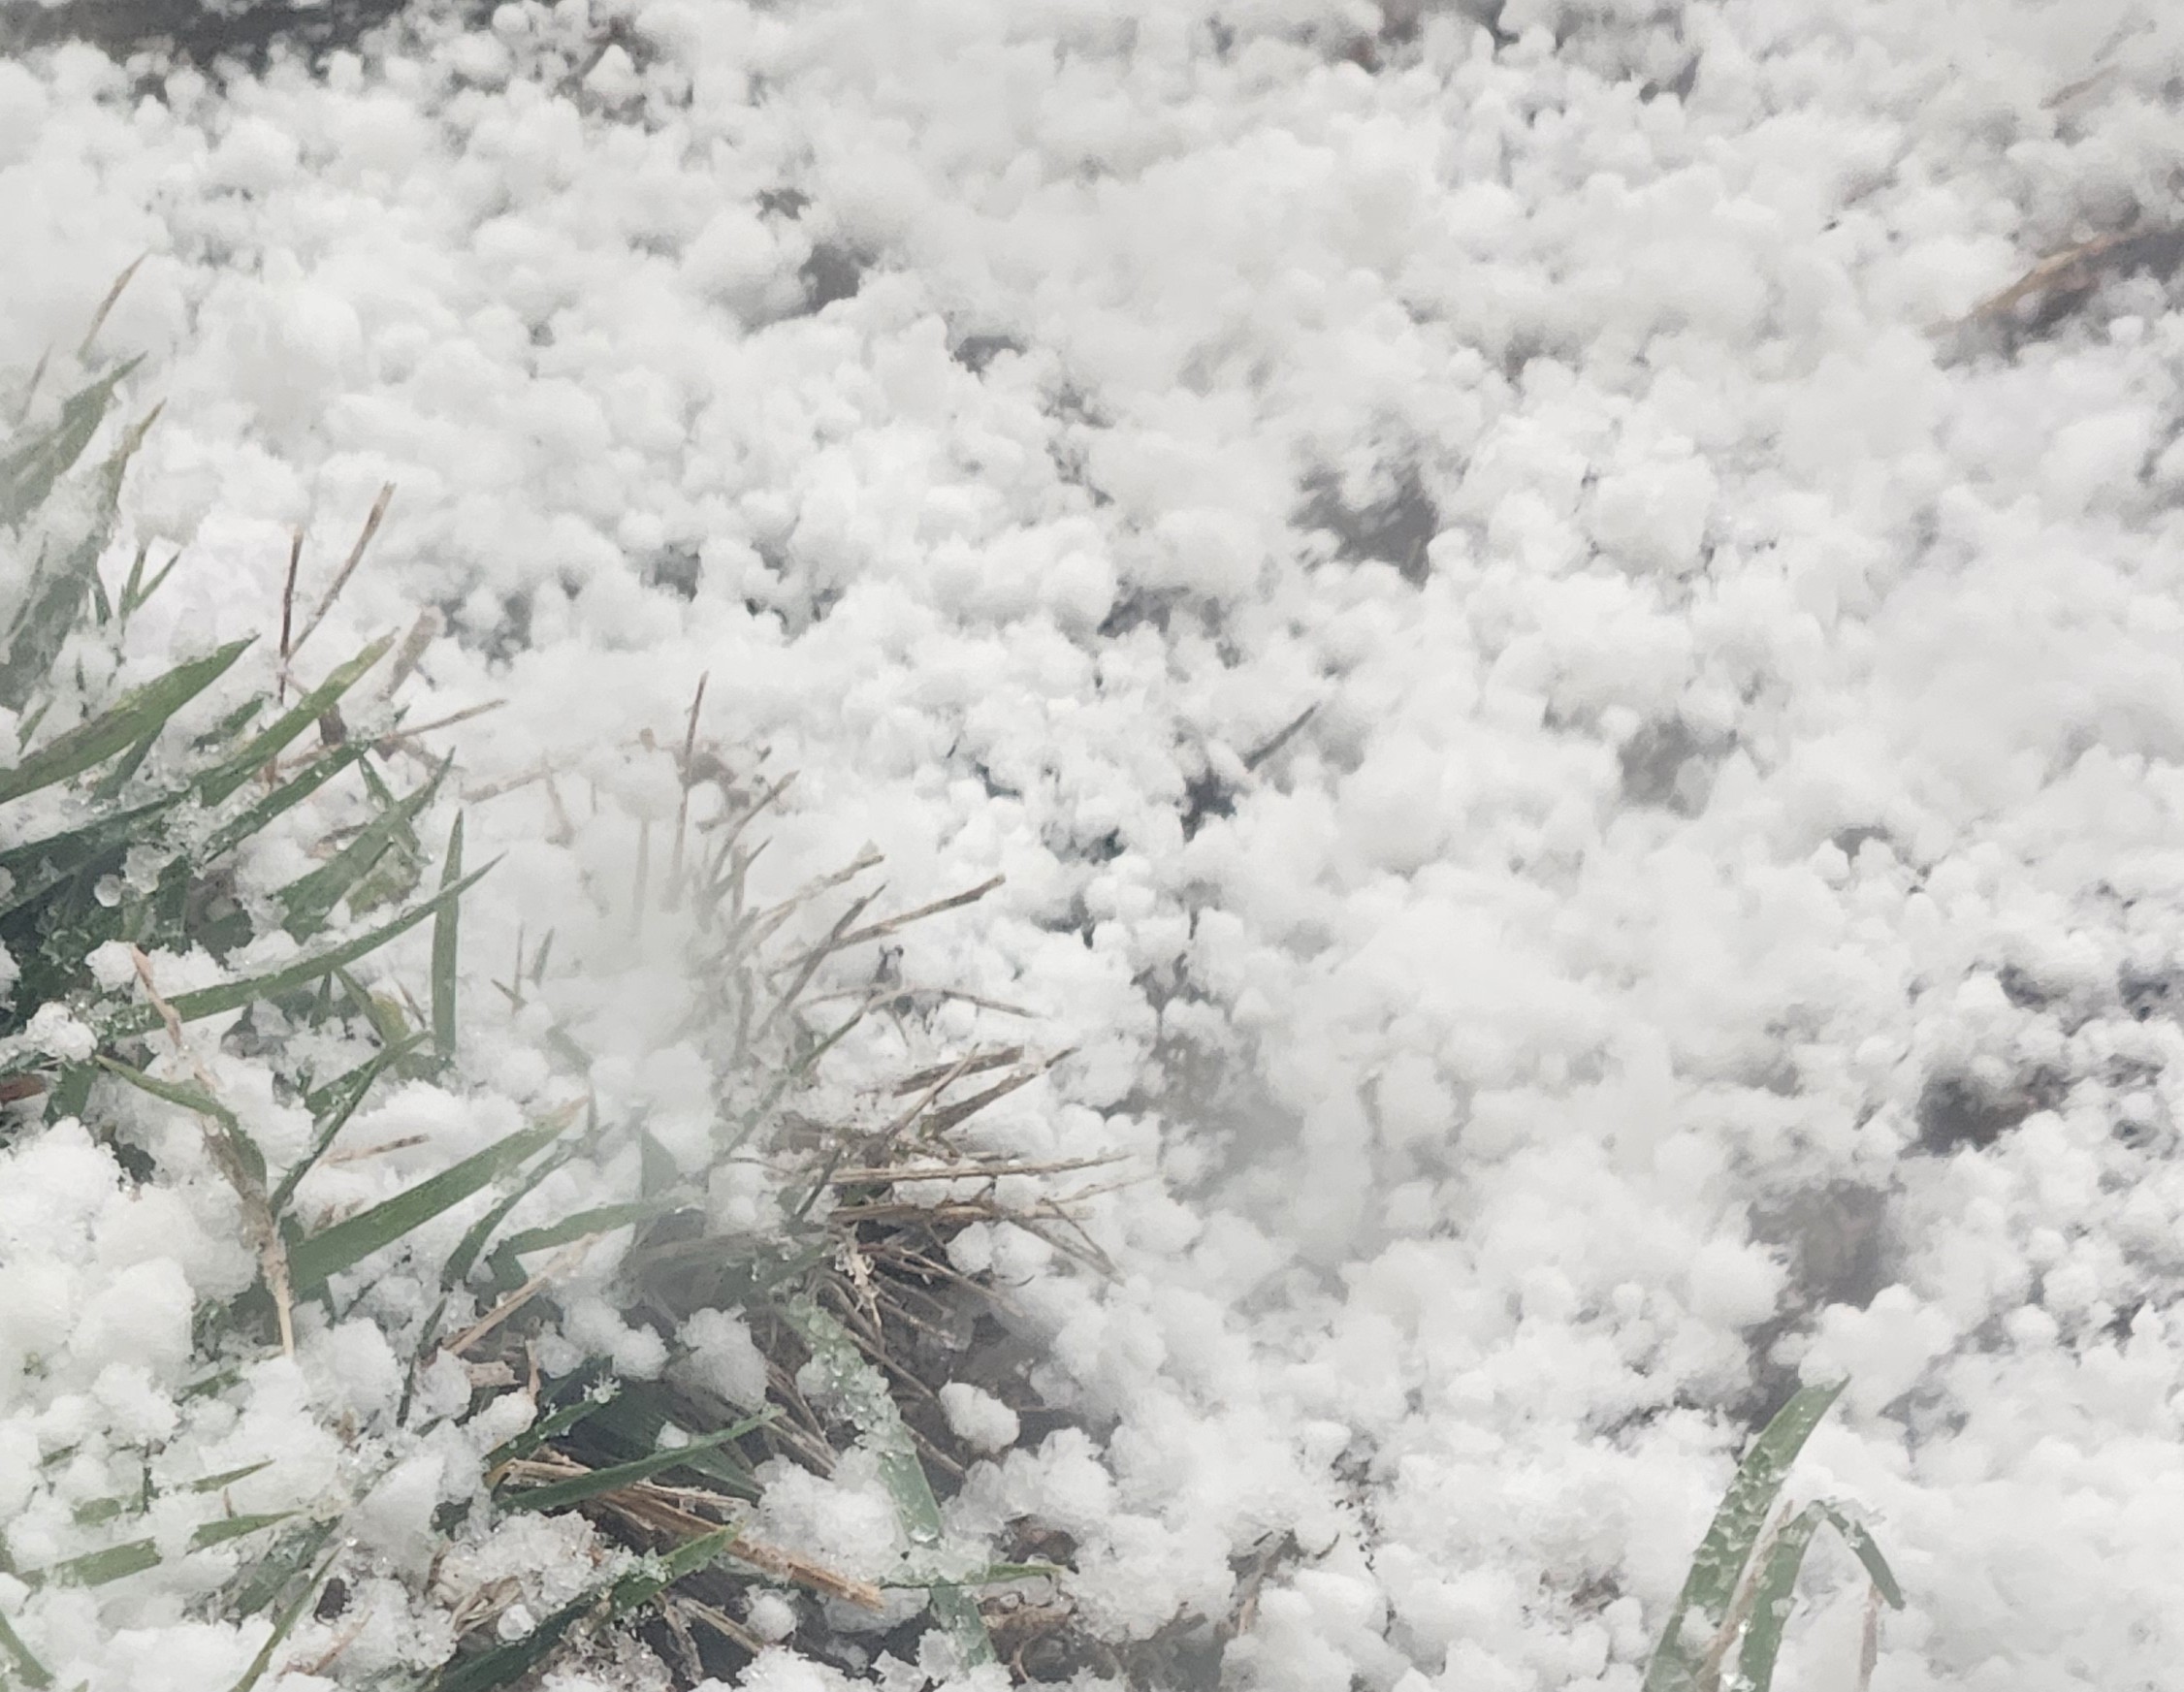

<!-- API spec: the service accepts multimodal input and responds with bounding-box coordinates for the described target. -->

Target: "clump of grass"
[5,331,1101,1690]
[426,751,1097,1687]
[1645,1382,1904,1692]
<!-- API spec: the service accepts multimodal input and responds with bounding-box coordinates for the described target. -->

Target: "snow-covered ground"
[7,1,2184,1688]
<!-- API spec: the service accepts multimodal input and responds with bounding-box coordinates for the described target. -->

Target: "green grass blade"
[28,1509,295,1591]
[189,1461,274,1494]
[398,1135,582,1420]
[40,1539,158,1587]
[946,1561,1070,1586]
[609,1524,739,1607]
[195,634,393,807]
[0,1608,52,1689]
[0,639,251,806]
[223,1519,337,1621]
[287,1109,567,1297]
[429,1591,594,1692]
[0,399,162,711]
[192,1513,295,1548]
[442,1137,580,1292]
[1815,1502,1905,1610]
[425,1529,742,1692]
[0,358,140,527]
[432,813,464,1065]
[115,542,148,618]
[577,1382,760,1498]
[485,1388,615,1471]
[192,696,263,753]
[200,740,369,863]
[498,1413,774,1515]
[0,782,177,892]
[271,1034,426,1216]
[335,964,414,1053]
[276,755,449,939]
[228,1541,340,1692]
[90,857,498,1042]
[495,1199,680,1261]
[72,1462,261,1528]
[1734,1504,1825,1692]
[96,1057,266,1188]
[120,546,181,623]
[782,1297,995,1667]
[1642,1380,1847,1692]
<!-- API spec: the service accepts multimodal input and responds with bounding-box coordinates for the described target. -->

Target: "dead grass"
[1949,223,2184,351]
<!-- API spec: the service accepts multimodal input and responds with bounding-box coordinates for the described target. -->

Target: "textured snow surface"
[8,0,2184,1688]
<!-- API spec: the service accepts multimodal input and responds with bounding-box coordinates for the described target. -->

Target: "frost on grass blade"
[1730,1501,1825,1692]
[432,1528,742,1692]
[781,1296,997,1668]
[1643,1381,1847,1692]
[29,1512,294,1590]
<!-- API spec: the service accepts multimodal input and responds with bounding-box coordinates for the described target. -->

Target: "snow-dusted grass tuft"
[1,340,1091,1689]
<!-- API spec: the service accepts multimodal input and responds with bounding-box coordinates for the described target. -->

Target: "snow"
[6,0,2184,1687]
[935,1384,1018,1454]
[680,1306,772,1413]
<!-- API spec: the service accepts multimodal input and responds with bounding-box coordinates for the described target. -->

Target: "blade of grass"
[225,1519,337,1622]
[76,254,146,360]
[432,813,464,1065]
[30,1512,290,1592]
[0,399,164,709]
[190,1460,275,1494]
[1732,1503,1825,1692]
[287,1107,567,1297]
[486,1387,617,1472]
[498,1412,775,1515]
[272,1034,427,1215]
[495,1198,682,1261]
[196,633,393,807]
[0,1609,51,1690]
[288,483,394,666]
[577,1381,762,1498]
[1815,1502,1905,1610]
[429,1528,739,1692]
[1642,1381,1847,1692]
[88,859,497,1043]
[96,1056,268,1189]
[0,358,141,527]
[335,964,415,1054]
[228,1540,341,1692]
[200,740,369,862]
[119,543,182,628]
[39,1540,158,1587]
[781,1297,995,1667]
[276,755,450,939]
[0,639,251,806]
[398,1133,583,1421]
